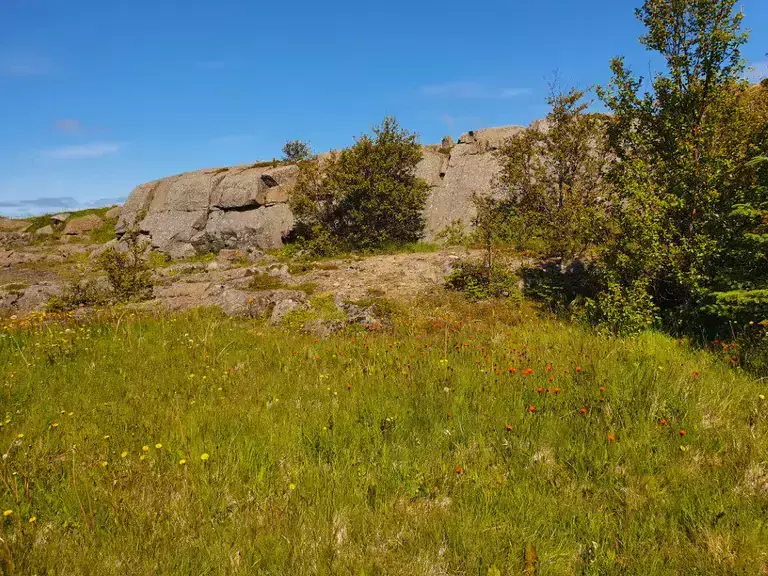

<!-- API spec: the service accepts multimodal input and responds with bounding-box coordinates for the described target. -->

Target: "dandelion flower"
[101,461,108,468]
[28,516,36,524]
[16,433,23,439]
[200,453,210,461]
[3,510,12,517]
[178,459,187,466]
[142,445,149,452]
[155,443,162,449]
[289,483,296,491]
[121,451,128,458]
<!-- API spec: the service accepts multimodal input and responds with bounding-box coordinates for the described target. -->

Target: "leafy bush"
[46,279,107,312]
[289,116,430,255]
[282,140,313,163]
[581,280,658,335]
[98,229,153,302]
[445,261,519,300]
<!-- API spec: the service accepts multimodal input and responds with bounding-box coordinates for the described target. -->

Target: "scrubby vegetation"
[289,116,430,255]
[447,0,767,371]
[1,296,766,574]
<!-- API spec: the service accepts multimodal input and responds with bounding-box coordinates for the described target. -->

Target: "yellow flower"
[760,394,766,400]
[16,433,23,439]
[51,422,59,428]
[3,510,12,517]
[103,435,110,440]
[28,516,36,524]
[178,459,187,465]
[289,483,296,491]
[120,451,128,458]
[200,453,209,461]
[155,443,162,449]
[101,461,108,468]
[139,455,146,461]
[142,445,149,452]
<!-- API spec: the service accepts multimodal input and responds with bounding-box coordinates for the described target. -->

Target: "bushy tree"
[288,117,430,253]
[282,140,313,163]
[595,0,768,332]
[495,88,613,261]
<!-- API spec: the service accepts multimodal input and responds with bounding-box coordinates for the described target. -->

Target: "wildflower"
[28,516,36,524]
[691,371,699,377]
[51,422,59,428]
[103,435,110,440]
[142,445,149,452]
[659,419,667,426]
[537,387,544,394]
[608,434,616,443]
[455,466,463,474]
[101,461,108,468]
[289,483,296,491]
[178,459,187,466]
[3,510,12,517]
[505,424,513,431]
[155,443,162,449]
[121,451,128,458]
[346,384,352,390]
[575,366,583,373]
[759,394,765,400]
[553,387,560,394]
[200,453,210,461]
[679,429,686,436]
[16,433,23,439]
[599,386,605,393]
[579,407,587,415]
[140,455,146,461]
[528,405,536,413]
[523,368,533,376]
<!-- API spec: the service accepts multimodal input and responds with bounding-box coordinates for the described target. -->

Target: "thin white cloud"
[421,81,531,100]
[55,119,82,133]
[0,52,50,76]
[747,61,768,81]
[42,142,121,160]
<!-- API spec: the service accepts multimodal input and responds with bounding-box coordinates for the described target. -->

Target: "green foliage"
[89,218,117,244]
[445,261,519,300]
[582,280,659,335]
[495,87,613,261]
[98,229,153,302]
[435,218,470,246]
[596,0,766,335]
[282,139,313,163]
[46,279,108,313]
[1,298,767,573]
[289,116,430,255]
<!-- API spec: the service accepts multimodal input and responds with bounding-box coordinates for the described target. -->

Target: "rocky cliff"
[118,125,525,257]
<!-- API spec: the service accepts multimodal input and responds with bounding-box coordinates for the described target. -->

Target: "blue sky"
[1,0,767,217]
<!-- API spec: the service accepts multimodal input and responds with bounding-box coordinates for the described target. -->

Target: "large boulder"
[105,206,122,220]
[63,214,103,235]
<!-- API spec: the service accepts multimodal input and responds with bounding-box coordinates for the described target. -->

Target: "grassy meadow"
[0,295,766,574]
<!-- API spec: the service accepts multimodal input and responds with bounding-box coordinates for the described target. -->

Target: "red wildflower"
[679,429,686,436]
[575,366,583,373]
[579,407,587,415]
[691,371,699,377]
[523,368,534,376]
[608,434,616,443]
[528,405,536,413]
[505,424,513,431]
[455,466,463,474]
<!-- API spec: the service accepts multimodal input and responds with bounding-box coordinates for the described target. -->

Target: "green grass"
[0,295,766,574]
[24,206,116,234]
[246,271,317,295]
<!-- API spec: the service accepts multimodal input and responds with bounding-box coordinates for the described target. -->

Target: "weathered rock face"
[119,125,525,255]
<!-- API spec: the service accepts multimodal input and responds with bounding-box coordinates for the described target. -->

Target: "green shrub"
[289,116,430,255]
[46,279,108,312]
[581,280,658,335]
[98,230,153,302]
[445,261,519,300]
